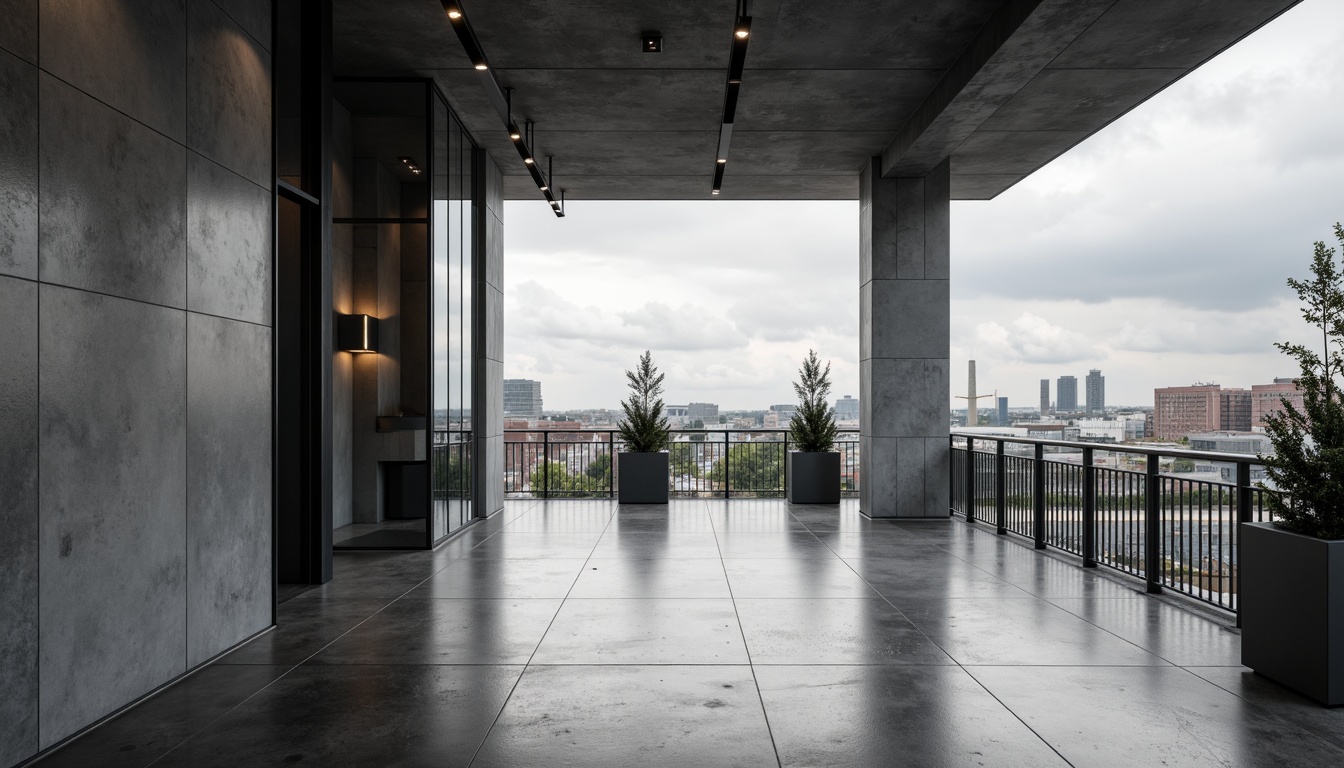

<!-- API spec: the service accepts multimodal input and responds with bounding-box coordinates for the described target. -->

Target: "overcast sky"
[504,0,1344,412]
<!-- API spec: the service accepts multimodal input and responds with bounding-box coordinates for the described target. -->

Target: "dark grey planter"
[1241,521,1344,705]
[618,451,669,504]
[786,451,841,504]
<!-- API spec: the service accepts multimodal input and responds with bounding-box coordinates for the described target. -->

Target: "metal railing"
[504,428,860,499]
[431,430,472,499]
[950,433,1278,615]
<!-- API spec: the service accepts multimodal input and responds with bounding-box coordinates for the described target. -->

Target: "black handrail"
[949,431,1277,615]
[503,427,860,500]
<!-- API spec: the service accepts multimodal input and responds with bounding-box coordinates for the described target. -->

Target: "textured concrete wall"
[476,150,505,517]
[0,1,273,763]
[859,157,950,518]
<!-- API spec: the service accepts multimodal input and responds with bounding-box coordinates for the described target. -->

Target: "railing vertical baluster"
[724,430,731,499]
[543,431,550,499]
[1082,446,1096,567]
[609,430,615,498]
[965,438,975,522]
[948,435,956,516]
[1145,454,1162,594]
[995,440,1007,535]
[1033,443,1046,549]
[783,431,789,497]
[1235,460,1251,623]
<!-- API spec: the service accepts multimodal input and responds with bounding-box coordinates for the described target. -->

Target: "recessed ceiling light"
[711,189,721,195]
[447,9,462,20]
[510,132,521,140]
[717,158,727,164]
[474,62,488,70]
[539,185,548,191]
[735,28,749,39]
[641,32,663,53]
[524,157,534,164]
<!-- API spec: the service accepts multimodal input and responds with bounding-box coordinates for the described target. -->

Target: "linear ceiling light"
[442,2,565,218]
[712,1,752,196]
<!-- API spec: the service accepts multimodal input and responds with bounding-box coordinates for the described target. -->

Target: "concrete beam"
[881,0,1113,178]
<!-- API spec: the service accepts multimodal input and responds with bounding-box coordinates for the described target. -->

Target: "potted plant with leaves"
[1245,223,1344,705]
[617,350,673,504]
[786,350,841,504]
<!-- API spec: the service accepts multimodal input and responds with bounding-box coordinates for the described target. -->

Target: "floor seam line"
[466,500,619,767]
[813,516,1077,767]
[714,502,785,768]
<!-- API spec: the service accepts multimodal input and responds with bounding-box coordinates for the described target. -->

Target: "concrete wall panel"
[211,0,272,51]
[923,159,951,279]
[39,0,186,140]
[186,313,272,667]
[866,358,949,439]
[894,177,925,279]
[38,286,187,747]
[485,284,504,364]
[0,276,38,767]
[894,437,927,516]
[187,152,272,325]
[868,279,949,360]
[0,51,37,280]
[0,0,37,63]
[39,73,187,307]
[924,437,951,517]
[485,212,504,292]
[187,0,272,187]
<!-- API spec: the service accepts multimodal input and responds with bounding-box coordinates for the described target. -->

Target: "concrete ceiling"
[333,0,1300,200]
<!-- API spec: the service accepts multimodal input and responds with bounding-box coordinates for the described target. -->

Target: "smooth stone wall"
[0,49,37,279]
[187,313,273,667]
[38,286,188,745]
[0,276,38,767]
[0,2,275,762]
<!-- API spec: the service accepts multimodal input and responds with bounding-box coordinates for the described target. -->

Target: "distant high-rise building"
[997,397,1009,426]
[1220,388,1251,431]
[1057,376,1078,412]
[1152,382,1268,440]
[769,404,798,423]
[1085,369,1105,415]
[687,402,719,424]
[1251,378,1304,427]
[1039,379,1050,416]
[503,379,543,418]
[834,395,859,422]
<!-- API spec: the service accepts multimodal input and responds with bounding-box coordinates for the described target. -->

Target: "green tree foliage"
[585,453,612,481]
[788,350,838,452]
[433,447,470,497]
[1261,223,1344,539]
[529,460,602,497]
[670,443,700,477]
[710,444,784,492]
[618,351,672,452]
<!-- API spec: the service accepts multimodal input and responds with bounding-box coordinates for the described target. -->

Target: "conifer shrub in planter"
[617,351,672,504]
[786,350,841,504]
[1244,223,1344,705]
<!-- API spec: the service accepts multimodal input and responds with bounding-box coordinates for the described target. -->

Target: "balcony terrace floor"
[34,500,1344,767]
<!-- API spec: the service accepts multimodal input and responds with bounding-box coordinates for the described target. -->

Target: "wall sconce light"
[338,314,379,353]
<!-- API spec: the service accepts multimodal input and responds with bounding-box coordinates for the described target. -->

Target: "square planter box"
[1241,521,1344,705]
[618,451,669,504]
[787,451,841,504]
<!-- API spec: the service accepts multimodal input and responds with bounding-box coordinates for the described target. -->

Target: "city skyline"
[505,0,1343,411]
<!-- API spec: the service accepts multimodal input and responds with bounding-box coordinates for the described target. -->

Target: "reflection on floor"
[332,517,426,549]
[34,499,1344,767]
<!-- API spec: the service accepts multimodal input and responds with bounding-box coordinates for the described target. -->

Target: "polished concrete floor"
[34,500,1344,767]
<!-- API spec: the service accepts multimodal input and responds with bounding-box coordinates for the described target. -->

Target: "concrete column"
[859,156,950,518]
[474,149,505,518]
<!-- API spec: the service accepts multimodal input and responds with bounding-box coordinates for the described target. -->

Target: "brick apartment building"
[1152,385,1251,440]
